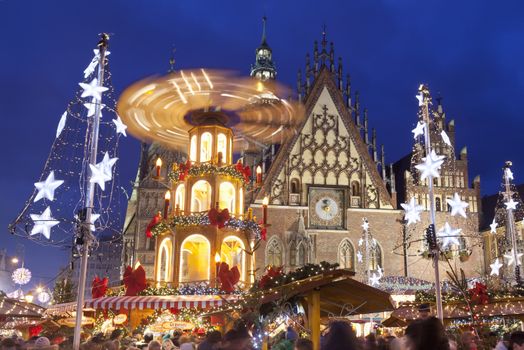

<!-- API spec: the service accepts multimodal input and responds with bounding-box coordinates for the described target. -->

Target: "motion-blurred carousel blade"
[117,69,304,150]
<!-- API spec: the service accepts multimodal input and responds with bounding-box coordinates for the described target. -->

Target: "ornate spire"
[250,16,276,81]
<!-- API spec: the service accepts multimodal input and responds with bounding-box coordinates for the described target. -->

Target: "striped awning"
[44,301,78,316]
[85,295,234,310]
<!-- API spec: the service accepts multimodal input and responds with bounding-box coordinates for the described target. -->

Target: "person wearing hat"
[27,337,59,350]
[417,303,431,319]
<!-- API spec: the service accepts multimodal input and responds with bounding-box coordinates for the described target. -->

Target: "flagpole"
[73,33,109,350]
[419,85,444,321]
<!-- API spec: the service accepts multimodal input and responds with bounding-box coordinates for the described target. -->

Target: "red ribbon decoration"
[217,262,240,293]
[91,275,108,299]
[260,227,267,241]
[145,212,163,238]
[28,325,42,338]
[258,266,283,289]
[468,282,489,305]
[208,208,230,229]
[235,162,252,182]
[123,265,147,296]
[178,160,192,181]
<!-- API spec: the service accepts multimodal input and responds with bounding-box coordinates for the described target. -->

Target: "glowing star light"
[505,168,514,181]
[369,273,381,287]
[401,197,424,225]
[415,150,445,180]
[89,152,118,191]
[437,222,461,249]
[504,249,523,267]
[112,116,128,137]
[446,193,469,218]
[411,121,425,139]
[505,199,518,210]
[79,78,108,101]
[30,207,60,239]
[489,219,498,234]
[415,92,424,106]
[490,259,503,276]
[83,101,105,117]
[12,267,31,285]
[56,111,67,138]
[34,171,64,202]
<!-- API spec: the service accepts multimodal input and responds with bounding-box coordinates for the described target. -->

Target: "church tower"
[250,16,277,81]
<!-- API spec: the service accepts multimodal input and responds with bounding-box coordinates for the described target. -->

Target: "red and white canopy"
[46,295,236,315]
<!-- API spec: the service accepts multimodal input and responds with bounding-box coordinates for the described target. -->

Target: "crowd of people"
[2,316,524,350]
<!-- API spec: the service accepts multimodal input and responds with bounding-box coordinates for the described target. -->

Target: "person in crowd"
[495,333,511,350]
[510,331,524,350]
[294,338,313,350]
[110,329,124,342]
[179,334,195,350]
[197,330,222,350]
[417,303,431,320]
[148,340,162,350]
[25,337,59,350]
[321,321,359,350]
[162,337,176,350]
[404,316,450,350]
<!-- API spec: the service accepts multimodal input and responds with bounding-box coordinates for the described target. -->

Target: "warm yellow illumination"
[36,287,43,293]
[164,190,171,200]
[156,157,162,167]
[215,252,221,263]
[180,235,210,282]
[262,196,269,206]
[256,166,262,174]
[257,81,264,92]
[11,257,19,264]
[25,294,34,303]
[134,261,141,270]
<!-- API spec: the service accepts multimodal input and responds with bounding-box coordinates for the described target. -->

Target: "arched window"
[221,236,245,281]
[200,132,213,162]
[217,133,227,164]
[297,242,307,266]
[179,234,210,283]
[175,184,185,212]
[369,240,382,271]
[157,238,173,282]
[191,180,212,213]
[338,239,354,270]
[351,181,360,196]
[190,135,197,162]
[290,179,300,194]
[219,182,236,213]
[435,197,442,212]
[265,237,283,267]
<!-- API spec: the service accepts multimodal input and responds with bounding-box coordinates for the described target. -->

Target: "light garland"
[168,162,249,185]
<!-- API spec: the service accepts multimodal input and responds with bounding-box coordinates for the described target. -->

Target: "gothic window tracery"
[338,239,354,270]
[265,237,283,267]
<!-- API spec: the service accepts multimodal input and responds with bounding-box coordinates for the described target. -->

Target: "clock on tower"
[308,187,345,229]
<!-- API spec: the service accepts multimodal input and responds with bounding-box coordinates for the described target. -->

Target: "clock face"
[308,187,345,229]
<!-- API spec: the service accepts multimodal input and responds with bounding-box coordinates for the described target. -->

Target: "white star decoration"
[112,116,128,137]
[369,273,381,287]
[505,168,514,181]
[361,220,369,231]
[34,171,64,202]
[441,130,451,146]
[415,150,445,180]
[401,197,424,225]
[504,249,523,267]
[411,122,425,139]
[30,207,60,240]
[416,92,424,106]
[437,222,462,249]
[357,251,363,263]
[490,258,503,276]
[83,101,105,117]
[83,49,110,78]
[88,213,101,232]
[490,219,498,234]
[505,199,518,210]
[89,152,118,191]
[79,78,108,101]
[56,111,67,138]
[446,192,469,218]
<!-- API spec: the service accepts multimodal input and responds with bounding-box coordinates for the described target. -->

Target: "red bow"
[179,160,192,181]
[235,162,252,182]
[123,265,147,296]
[91,275,108,298]
[208,208,230,228]
[469,282,489,305]
[258,266,283,289]
[28,325,42,338]
[145,212,163,238]
[260,227,267,241]
[217,262,240,293]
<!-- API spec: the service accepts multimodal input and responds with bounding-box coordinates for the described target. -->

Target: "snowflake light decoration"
[37,291,51,304]
[12,267,31,285]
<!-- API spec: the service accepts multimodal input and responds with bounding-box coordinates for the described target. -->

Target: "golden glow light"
[36,287,43,293]
[164,190,171,200]
[25,294,34,303]
[215,252,221,263]
[156,157,162,167]
[256,166,262,174]
[134,261,141,270]
[11,257,18,264]
[262,196,269,206]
